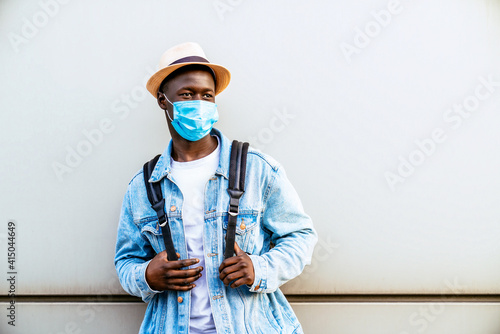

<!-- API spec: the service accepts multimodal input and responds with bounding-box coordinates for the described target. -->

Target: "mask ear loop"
[161,92,175,122]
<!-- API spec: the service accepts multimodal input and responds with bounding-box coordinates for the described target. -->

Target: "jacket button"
[170,205,176,212]
[177,296,183,303]
[240,223,246,230]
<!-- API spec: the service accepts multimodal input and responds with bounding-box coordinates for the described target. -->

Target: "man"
[115,42,317,334]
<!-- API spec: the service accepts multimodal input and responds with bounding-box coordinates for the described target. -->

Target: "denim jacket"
[114,128,317,334]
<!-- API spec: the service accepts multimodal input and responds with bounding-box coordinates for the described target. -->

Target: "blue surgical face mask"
[163,94,219,142]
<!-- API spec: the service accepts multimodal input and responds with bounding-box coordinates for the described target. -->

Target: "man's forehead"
[168,69,215,87]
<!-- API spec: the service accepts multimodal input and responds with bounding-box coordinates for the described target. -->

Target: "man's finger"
[233,242,244,255]
[222,271,243,286]
[165,267,203,279]
[161,251,181,261]
[219,256,239,272]
[167,258,200,269]
[230,277,249,288]
[219,262,240,281]
[167,274,202,286]
[166,283,196,291]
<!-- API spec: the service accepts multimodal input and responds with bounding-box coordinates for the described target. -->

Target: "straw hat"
[146,42,231,97]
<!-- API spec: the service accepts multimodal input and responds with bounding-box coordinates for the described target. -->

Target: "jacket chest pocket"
[139,218,164,254]
[222,213,259,254]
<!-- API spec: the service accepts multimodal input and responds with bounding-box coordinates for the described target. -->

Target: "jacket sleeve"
[248,165,317,293]
[114,188,161,302]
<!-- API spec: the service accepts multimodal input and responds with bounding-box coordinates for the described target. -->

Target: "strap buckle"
[227,193,242,217]
[228,205,239,217]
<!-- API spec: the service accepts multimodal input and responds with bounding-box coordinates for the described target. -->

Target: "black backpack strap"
[225,140,249,259]
[143,155,177,261]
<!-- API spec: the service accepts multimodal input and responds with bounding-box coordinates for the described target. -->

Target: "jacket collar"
[149,128,231,183]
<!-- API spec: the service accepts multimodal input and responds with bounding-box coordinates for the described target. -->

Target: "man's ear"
[157,91,168,110]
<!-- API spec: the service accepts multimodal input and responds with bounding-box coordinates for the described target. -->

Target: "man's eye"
[180,93,192,97]
[203,94,213,98]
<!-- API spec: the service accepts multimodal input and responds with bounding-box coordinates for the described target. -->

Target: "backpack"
[142,140,249,260]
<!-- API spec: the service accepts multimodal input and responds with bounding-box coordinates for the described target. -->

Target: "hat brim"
[146,62,231,97]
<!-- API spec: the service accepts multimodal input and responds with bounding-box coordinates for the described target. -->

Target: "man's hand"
[219,242,255,288]
[145,251,203,291]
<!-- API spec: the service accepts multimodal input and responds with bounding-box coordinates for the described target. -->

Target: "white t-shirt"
[170,137,219,334]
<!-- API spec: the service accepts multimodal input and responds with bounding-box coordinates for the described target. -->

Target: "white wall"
[1,0,500,332]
